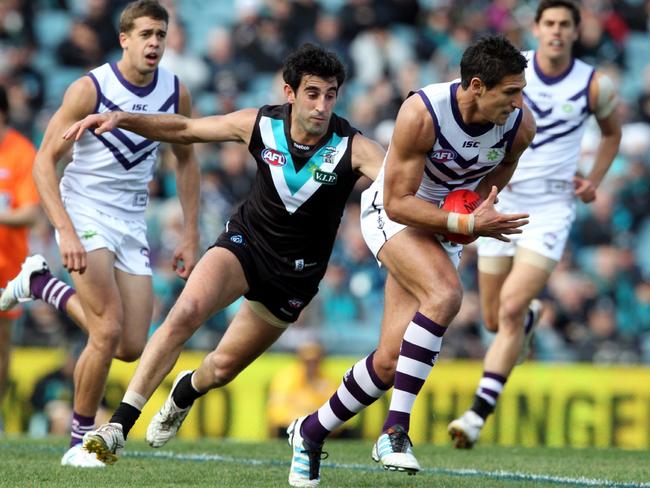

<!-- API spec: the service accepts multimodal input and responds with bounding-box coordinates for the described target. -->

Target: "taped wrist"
[447,212,475,235]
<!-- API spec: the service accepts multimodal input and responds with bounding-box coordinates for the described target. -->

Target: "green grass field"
[1,437,648,488]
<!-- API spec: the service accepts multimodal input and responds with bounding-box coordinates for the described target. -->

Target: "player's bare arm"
[383,94,446,230]
[574,72,622,203]
[64,107,258,146]
[34,76,97,273]
[384,95,528,241]
[351,133,385,181]
[169,83,200,279]
[475,104,536,198]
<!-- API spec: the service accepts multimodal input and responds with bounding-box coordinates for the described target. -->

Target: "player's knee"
[89,322,122,354]
[166,297,206,335]
[115,342,144,362]
[206,352,240,387]
[498,295,528,332]
[420,284,463,321]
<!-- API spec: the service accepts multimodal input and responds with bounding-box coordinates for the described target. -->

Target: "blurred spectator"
[203,27,249,105]
[56,18,102,69]
[575,9,625,68]
[81,0,120,57]
[0,0,35,47]
[1,43,44,136]
[349,21,415,87]
[29,343,110,436]
[267,341,339,437]
[5,0,650,364]
[159,22,209,94]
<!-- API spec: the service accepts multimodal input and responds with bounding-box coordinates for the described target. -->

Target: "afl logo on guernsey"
[261,148,287,167]
[429,149,457,163]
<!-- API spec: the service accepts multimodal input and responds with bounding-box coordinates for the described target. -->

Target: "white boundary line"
[3,443,647,488]
[125,450,650,488]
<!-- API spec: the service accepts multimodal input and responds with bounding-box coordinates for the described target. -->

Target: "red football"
[439,189,482,245]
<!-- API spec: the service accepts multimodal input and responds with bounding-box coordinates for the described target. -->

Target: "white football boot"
[146,370,193,448]
[448,410,484,449]
[82,422,125,465]
[371,425,420,474]
[61,444,107,468]
[0,254,48,311]
[517,298,543,364]
[287,416,327,487]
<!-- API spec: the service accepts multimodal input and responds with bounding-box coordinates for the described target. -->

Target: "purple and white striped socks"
[70,412,94,447]
[301,351,390,445]
[30,271,75,313]
[470,371,507,420]
[382,312,447,433]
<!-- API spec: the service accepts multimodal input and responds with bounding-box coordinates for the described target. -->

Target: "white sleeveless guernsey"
[512,50,594,185]
[371,81,522,206]
[60,62,179,219]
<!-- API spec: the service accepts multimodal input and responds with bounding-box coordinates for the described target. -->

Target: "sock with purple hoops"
[70,412,94,448]
[301,351,390,445]
[470,371,507,420]
[382,312,447,433]
[30,271,75,313]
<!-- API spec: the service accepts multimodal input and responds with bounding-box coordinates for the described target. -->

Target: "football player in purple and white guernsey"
[0,0,200,467]
[449,0,621,449]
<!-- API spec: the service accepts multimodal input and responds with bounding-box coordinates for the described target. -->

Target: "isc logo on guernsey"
[261,148,286,167]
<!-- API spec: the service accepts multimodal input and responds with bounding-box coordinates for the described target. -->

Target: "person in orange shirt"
[267,342,339,438]
[0,85,40,433]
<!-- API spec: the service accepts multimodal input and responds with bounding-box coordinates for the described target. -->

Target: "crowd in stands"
[2,0,650,363]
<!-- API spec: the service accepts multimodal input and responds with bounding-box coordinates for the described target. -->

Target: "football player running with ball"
[449,0,621,449]
[284,35,534,486]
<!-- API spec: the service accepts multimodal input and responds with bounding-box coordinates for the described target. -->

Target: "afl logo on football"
[429,149,457,163]
[262,148,286,167]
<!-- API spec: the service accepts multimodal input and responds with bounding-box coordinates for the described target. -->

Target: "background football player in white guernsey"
[0,1,200,466]
[449,0,621,449]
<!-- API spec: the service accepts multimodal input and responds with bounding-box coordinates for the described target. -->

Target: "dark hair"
[535,0,581,26]
[460,35,527,90]
[119,0,169,34]
[282,43,346,93]
[0,85,8,119]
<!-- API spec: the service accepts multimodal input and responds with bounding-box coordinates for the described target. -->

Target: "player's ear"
[284,84,296,103]
[470,77,485,97]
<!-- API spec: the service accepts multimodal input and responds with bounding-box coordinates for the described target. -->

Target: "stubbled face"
[474,72,526,125]
[534,6,579,63]
[285,75,338,139]
[120,16,167,75]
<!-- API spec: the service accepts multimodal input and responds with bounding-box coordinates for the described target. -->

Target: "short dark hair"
[119,0,169,34]
[535,0,581,27]
[282,43,346,93]
[0,85,8,119]
[460,35,528,90]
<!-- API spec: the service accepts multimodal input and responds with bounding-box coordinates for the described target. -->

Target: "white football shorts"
[360,186,463,269]
[476,185,576,262]
[57,197,152,276]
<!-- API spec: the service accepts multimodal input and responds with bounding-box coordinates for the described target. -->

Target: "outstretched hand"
[63,112,122,141]
[472,186,529,242]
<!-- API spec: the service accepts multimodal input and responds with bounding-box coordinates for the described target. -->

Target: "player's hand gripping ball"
[439,189,482,245]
